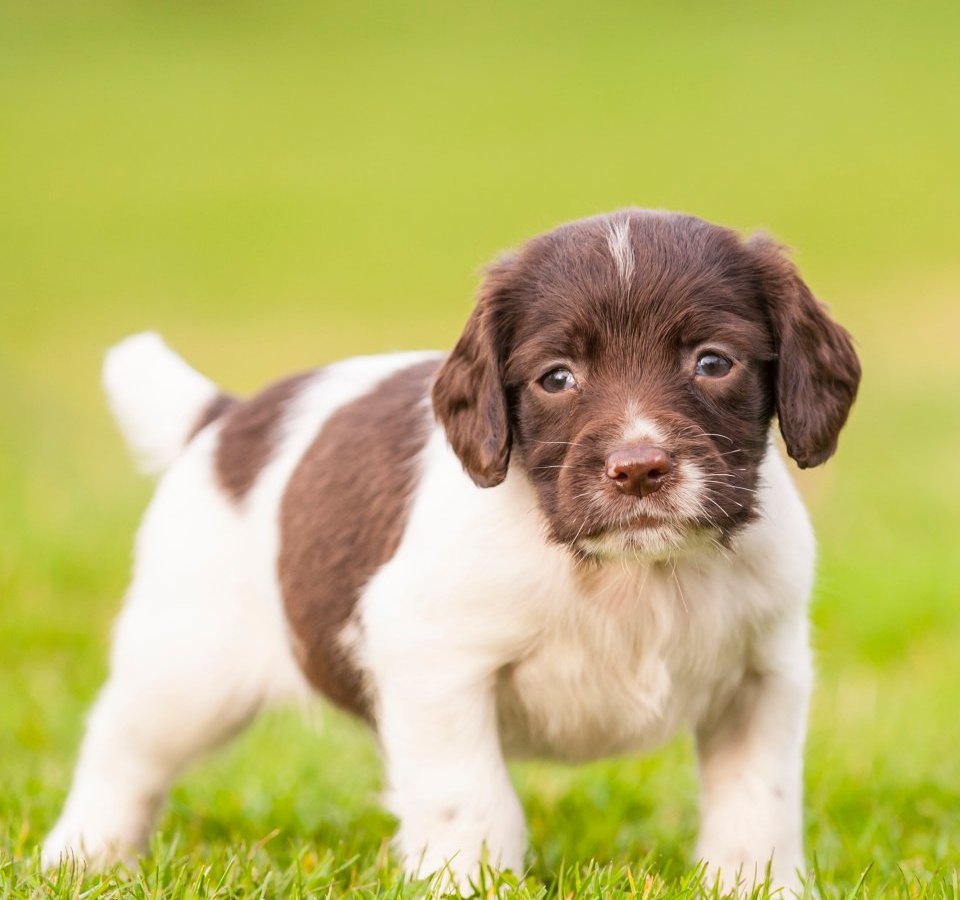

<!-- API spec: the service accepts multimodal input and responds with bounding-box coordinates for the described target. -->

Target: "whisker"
[699,486,747,507]
[698,432,736,444]
[668,427,737,446]
[670,560,690,616]
[571,514,590,548]
[708,536,733,562]
[700,482,759,495]
[569,490,602,503]
[700,495,729,517]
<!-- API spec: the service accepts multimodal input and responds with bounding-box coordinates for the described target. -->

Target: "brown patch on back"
[216,373,313,501]
[279,358,440,719]
[188,392,237,442]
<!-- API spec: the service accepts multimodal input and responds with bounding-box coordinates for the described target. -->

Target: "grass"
[1,0,959,896]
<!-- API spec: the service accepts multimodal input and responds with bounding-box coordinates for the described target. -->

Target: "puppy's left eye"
[694,352,733,378]
[539,367,578,393]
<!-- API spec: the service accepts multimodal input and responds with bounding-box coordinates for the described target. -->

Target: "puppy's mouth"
[617,513,667,531]
[574,514,688,559]
[583,500,689,538]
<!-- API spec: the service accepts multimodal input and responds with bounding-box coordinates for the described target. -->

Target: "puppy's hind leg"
[41,573,277,869]
[43,442,305,869]
[41,636,252,868]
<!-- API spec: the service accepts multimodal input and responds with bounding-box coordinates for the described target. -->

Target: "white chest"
[495,561,752,762]
[360,438,813,765]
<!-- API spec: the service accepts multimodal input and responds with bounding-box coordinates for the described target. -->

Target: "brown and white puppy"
[43,209,860,893]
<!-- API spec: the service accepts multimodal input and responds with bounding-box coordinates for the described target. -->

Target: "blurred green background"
[2,0,959,896]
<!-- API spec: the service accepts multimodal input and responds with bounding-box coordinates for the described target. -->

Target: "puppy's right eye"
[539,367,577,393]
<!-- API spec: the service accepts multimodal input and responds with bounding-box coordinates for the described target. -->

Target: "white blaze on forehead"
[605,219,634,284]
[622,414,667,445]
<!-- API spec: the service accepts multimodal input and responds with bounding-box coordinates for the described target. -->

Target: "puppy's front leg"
[375,668,525,887]
[694,615,811,895]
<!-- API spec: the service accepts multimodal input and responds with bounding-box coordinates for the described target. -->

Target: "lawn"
[1,1,959,897]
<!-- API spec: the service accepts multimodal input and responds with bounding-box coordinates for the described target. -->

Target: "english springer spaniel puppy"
[43,209,860,893]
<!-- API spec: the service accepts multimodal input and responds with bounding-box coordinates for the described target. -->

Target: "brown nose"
[605,444,672,497]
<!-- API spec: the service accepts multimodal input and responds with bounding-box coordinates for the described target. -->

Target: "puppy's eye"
[694,352,733,378]
[539,367,577,393]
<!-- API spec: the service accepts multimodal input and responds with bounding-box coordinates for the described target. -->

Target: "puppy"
[43,209,860,892]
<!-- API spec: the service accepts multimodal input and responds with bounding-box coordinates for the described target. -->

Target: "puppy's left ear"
[748,233,861,469]
[431,256,515,488]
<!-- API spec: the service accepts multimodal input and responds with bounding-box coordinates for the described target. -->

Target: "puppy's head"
[433,210,860,559]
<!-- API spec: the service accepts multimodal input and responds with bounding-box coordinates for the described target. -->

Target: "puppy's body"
[44,210,859,892]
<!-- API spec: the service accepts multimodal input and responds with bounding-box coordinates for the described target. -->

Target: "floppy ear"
[748,233,861,469]
[431,258,515,487]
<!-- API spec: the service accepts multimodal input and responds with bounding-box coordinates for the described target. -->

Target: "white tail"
[102,332,221,474]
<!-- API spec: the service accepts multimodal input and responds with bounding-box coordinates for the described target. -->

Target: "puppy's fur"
[43,209,860,892]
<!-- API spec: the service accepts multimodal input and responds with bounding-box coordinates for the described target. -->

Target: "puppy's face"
[433,210,860,559]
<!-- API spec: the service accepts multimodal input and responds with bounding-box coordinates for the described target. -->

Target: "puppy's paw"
[400,837,524,896]
[699,854,805,898]
[41,819,138,872]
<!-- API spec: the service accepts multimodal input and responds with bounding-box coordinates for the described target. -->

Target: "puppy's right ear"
[432,257,515,488]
